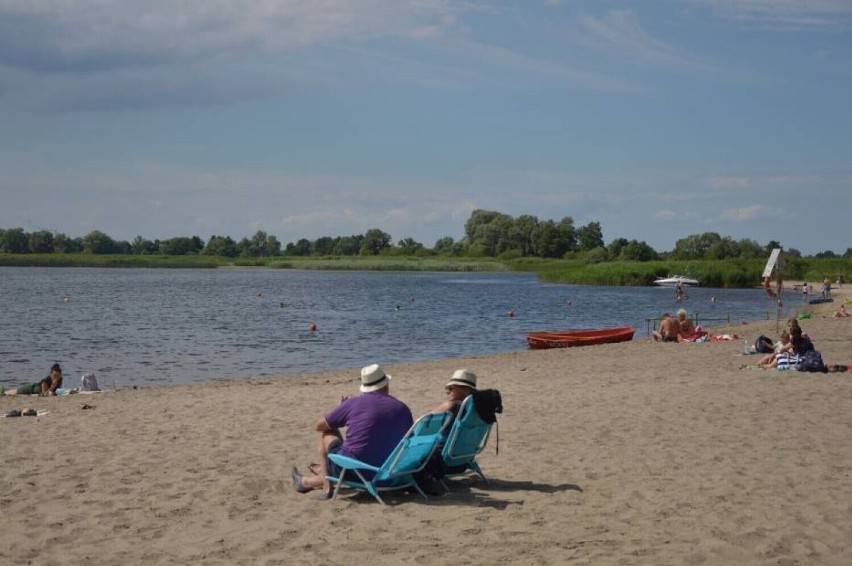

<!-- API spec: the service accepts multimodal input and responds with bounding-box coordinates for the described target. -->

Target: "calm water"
[0,267,789,388]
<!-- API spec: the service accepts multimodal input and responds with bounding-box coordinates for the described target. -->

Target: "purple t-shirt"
[325,392,413,467]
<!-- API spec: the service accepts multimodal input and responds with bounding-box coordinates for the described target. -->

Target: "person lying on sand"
[291,364,413,500]
[4,363,63,396]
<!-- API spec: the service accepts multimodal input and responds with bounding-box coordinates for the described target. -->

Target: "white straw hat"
[360,364,391,393]
[445,369,477,390]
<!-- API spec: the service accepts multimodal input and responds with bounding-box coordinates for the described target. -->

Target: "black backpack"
[796,350,827,373]
[754,335,775,354]
[472,389,503,424]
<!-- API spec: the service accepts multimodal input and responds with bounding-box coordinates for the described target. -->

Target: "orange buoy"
[310,323,317,332]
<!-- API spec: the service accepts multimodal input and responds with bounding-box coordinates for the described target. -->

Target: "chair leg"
[409,477,429,500]
[331,470,346,501]
[470,462,488,484]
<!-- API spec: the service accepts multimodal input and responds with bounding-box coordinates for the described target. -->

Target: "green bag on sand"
[797,313,812,320]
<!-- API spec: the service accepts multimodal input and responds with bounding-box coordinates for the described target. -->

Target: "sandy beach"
[2,285,851,565]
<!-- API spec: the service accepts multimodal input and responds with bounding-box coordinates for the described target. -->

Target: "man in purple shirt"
[292,363,413,499]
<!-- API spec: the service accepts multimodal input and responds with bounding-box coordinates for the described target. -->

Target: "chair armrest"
[327,454,380,472]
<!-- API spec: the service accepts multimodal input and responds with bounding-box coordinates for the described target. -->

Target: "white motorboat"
[653,275,700,287]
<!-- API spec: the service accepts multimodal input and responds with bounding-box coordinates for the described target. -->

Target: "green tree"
[765,240,782,254]
[814,250,837,258]
[28,230,54,253]
[619,240,658,261]
[360,228,392,255]
[464,210,514,256]
[202,235,238,257]
[672,232,721,260]
[608,237,629,259]
[577,221,604,252]
[313,236,335,256]
[1,227,29,253]
[433,236,455,255]
[508,214,539,256]
[131,235,158,255]
[397,237,423,254]
[736,239,764,259]
[287,238,313,256]
[159,236,203,255]
[82,230,117,254]
[557,217,578,252]
[54,233,83,253]
[114,240,132,254]
[333,235,363,256]
[584,246,609,263]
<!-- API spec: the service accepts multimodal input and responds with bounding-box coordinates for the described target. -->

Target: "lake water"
[0,267,790,388]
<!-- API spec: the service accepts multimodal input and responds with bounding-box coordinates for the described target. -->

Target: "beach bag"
[796,350,827,373]
[754,335,775,354]
[81,373,100,391]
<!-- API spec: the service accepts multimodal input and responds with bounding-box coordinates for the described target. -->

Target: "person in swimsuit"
[653,313,680,342]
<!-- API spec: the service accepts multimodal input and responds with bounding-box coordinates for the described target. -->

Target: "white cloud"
[0,0,464,73]
[577,9,700,69]
[691,0,852,29]
[719,204,781,221]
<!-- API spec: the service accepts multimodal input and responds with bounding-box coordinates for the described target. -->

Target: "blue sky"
[1,0,850,254]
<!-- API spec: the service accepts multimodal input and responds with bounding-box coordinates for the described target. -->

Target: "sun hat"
[360,364,391,393]
[445,369,477,390]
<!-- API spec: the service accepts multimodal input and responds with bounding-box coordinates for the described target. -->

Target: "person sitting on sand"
[770,327,815,370]
[653,313,680,343]
[291,363,413,500]
[5,363,63,396]
[430,369,477,417]
[757,331,792,368]
[675,308,696,341]
[836,304,849,318]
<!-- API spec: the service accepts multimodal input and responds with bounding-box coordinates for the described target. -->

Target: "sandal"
[291,467,311,494]
[307,462,322,475]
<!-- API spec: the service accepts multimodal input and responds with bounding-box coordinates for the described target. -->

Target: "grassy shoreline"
[1,253,848,287]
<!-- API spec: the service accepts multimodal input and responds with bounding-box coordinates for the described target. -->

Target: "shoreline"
[2,285,850,565]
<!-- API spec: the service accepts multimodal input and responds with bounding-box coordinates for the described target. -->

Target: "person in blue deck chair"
[430,369,477,417]
[292,363,413,500]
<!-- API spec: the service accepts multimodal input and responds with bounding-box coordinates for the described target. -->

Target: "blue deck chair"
[439,394,494,486]
[326,411,452,505]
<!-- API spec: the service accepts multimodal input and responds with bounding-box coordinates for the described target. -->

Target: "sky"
[1,1,850,255]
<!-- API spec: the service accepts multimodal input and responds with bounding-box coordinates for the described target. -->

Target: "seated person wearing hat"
[292,363,413,499]
[430,369,477,417]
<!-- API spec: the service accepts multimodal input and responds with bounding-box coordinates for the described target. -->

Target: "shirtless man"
[652,313,680,342]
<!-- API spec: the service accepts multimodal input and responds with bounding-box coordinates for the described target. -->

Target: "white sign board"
[762,248,781,278]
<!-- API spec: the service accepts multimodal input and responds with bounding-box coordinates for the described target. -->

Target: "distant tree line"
[1,210,850,260]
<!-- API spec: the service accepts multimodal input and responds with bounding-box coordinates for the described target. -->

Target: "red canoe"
[527,326,635,350]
